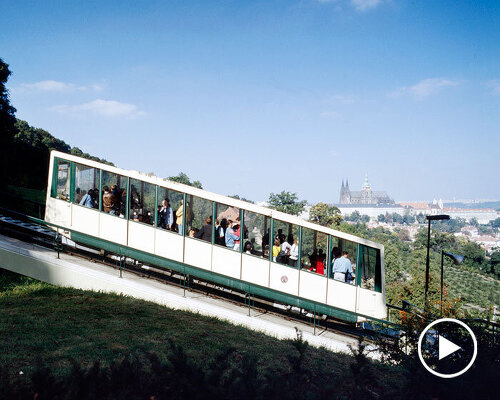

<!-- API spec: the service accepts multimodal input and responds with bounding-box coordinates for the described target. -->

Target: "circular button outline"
[418,318,477,379]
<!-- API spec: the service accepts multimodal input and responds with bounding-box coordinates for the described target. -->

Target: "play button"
[418,318,477,378]
[438,335,461,360]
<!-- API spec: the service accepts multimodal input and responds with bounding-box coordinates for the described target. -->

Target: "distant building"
[335,176,499,224]
[339,174,395,205]
[401,199,498,224]
[336,175,402,221]
[399,202,431,215]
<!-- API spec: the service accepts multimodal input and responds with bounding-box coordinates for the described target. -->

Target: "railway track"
[0,210,396,344]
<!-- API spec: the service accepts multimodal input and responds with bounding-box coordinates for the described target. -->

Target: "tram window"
[186,195,213,240]
[101,171,127,218]
[242,211,270,257]
[74,164,100,209]
[360,245,381,292]
[129,179,155,226]
[157,187,183,233]
[55,160,70,201]
[330,237,357,282]
[273,220,299,267]
[215,203,241,250]
[300,227,327,275]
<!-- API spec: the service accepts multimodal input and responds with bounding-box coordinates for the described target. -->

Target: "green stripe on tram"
[70,231,359,323]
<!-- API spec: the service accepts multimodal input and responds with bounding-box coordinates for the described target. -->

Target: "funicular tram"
[45,151,386,322]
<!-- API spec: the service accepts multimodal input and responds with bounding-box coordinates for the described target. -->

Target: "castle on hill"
[339,174,395,205]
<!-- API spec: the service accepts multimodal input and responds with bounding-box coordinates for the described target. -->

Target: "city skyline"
[2,1,499,203]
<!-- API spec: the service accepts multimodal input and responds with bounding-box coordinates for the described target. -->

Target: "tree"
[345,210,361,223]
[392,212,403,224]
[489,218,500,230]
[168,172,203,189]
[14,119,71,152]
[490,251,500,277]
[377,214,387,223]
[403,214,415,225]
[70,147,113,165]
[268,191,306,216]
[360,214,370,223]
[228,194,254,204]
[416,213,426,224]
[397,229,411,242]
[0,58,17,180]
[0,58,16,145]
[309,202,342,227]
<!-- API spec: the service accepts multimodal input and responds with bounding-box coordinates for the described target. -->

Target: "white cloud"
[486,80,500,95]
[320,110,341,118]
[52,99,145,118]
[350,0,384,12]
[316,0,386,12]
[16,80,102,93]
[332,94,356,104]
[391,78,460,99]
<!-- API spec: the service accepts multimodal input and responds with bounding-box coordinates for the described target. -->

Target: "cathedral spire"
[362,173,371,190]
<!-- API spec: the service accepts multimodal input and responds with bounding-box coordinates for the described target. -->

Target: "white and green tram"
[45,151,386,322]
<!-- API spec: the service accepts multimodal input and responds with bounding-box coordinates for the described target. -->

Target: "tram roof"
[50,150,384,250]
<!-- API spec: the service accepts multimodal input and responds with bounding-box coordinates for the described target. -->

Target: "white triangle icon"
[439,335,461,360]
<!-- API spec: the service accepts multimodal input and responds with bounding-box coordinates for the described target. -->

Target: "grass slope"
[0,269,404,398]
[445,266,500,313]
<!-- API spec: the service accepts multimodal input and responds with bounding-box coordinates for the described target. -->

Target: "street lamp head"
[426,214,450,221]
[444,252,465,265]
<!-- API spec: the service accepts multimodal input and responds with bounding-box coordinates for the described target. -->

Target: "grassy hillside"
[0,268,405,399]
[445,266,500,312]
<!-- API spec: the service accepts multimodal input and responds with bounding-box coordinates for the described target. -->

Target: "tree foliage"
[167,172,203,189]
[268,191,306,216]
[5,119,113,189]
[337,220,499,315]
[344,210,370,223]
[14,120,70,153]
[309,202,342,227]
[228,194,254,204]
[0,57,17,145]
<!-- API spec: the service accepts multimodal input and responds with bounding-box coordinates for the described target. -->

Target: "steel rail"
[0,206,401,342]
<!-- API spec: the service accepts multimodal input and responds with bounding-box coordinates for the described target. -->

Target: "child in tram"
[272,239,281,262]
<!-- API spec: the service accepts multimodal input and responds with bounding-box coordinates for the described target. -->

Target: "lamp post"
[440,251,464,315]
[425,214,450,306]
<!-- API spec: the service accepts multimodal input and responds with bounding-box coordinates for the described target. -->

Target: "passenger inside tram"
[288,237,299,267]
[215,218,227,246]
[158,199,173,230]
[58,159,380,293]
[102,186,117,214]
[111,185,124,215]
[244,241,253,254]
[308,249,317,271]
[262,231,269,254]
[176,199,186,234]
[195,217,212,242]
[272,238,280,262]
[79,189,97,208]
[330,247,341,278]
[332,250,354,283]
[233,223,241,250]
[277,236,291,264]
[316,249,326,275]
[263,244,270,258]
[224,219,240,249]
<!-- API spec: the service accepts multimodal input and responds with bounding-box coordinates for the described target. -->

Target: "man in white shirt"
[332,251,353,282]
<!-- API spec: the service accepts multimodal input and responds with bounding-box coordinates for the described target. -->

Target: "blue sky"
[2,0,499,203]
